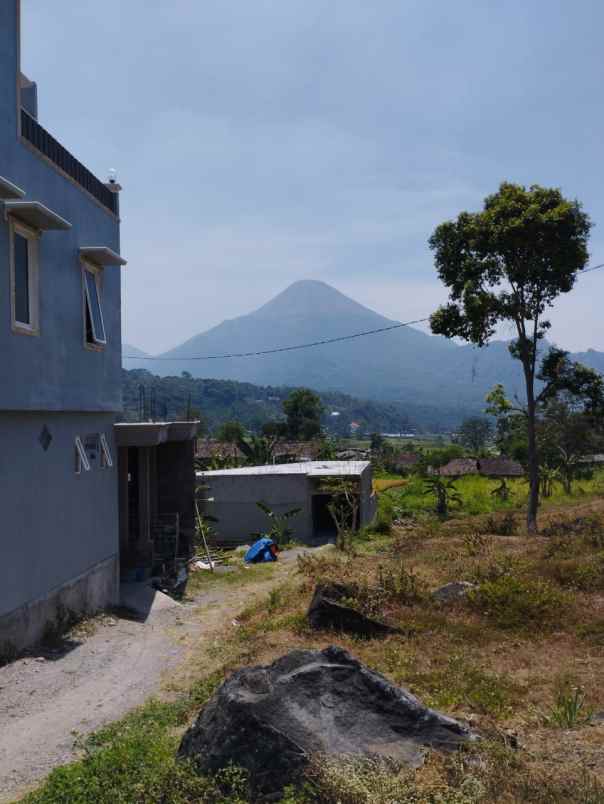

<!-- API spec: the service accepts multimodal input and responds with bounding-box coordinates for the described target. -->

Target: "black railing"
[20,109,118,215]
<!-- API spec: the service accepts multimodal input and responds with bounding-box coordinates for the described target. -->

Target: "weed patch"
[405,654,522,716]
[468,576,568,629]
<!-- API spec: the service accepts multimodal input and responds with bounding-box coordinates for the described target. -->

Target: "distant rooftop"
[198,460,370,478]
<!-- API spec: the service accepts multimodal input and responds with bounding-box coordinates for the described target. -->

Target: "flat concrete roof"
[114,421,199,447]
[198,460,370,478]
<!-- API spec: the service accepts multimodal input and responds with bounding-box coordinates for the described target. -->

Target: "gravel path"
[0,550,309,802]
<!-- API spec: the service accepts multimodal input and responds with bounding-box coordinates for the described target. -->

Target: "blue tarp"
[244,537,277,563]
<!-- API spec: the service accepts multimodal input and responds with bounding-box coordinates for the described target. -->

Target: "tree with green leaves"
[539,398,604,495]
[430,182,592,532]
[487,348,604,509]
[261,420,288,439]
[216,420,246,443]
[457,417,493,454]
[283,388,324,440]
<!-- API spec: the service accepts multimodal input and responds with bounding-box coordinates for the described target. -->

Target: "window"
[75,436,91,474]
[82,263,106,348]
[100,434,113,468]
[9,219,39,335]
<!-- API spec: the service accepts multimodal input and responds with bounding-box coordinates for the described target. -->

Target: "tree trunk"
[525,389,540,534]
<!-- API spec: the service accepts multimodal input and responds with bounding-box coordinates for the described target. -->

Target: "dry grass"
[211,497,604,801]
[373,477,408,492]
[26,497,604,802]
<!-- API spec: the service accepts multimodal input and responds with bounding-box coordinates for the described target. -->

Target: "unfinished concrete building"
[197,461,376,546]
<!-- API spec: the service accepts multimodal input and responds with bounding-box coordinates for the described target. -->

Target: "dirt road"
[0,551,307,802]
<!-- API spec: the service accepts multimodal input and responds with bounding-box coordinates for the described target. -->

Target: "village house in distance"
[0,1,197,651]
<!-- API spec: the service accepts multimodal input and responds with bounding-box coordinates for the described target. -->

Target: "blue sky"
[22,0,604,354]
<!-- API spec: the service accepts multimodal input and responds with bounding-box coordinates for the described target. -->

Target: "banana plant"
[253,501,302,547]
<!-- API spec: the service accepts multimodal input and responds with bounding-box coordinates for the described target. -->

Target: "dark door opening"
[312,494,337,541]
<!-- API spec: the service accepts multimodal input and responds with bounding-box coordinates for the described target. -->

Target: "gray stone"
[178,646,478,795]
[432,581,477,604]
[307,583,402,637]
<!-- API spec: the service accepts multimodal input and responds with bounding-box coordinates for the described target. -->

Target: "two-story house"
[0,1,126,651]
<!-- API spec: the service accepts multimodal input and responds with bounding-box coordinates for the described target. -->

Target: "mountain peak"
[251,279,391,322]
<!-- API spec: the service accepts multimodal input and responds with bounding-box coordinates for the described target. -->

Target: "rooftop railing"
[20,109,118,215]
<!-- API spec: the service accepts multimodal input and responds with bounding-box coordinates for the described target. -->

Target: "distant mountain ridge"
[124,280,604,428]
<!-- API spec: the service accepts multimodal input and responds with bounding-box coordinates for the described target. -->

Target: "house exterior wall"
[0,1,122,414]
[0,412,119,647]
[0,2,122,649]
[200,473,314,546]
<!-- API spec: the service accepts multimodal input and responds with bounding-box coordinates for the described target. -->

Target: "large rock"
[432,581,477,604]
[178,646,478,794]
[307,583,402,637]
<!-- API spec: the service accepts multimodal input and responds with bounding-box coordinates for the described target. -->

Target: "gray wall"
[201,473,314,546]
[0,0,122,414]
[0,412,119,617]
[200,465,377,546]
[358,465,377,526]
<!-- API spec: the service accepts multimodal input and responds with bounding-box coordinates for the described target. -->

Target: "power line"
[124,317,431,361]
[123,261,604,362]
[582,262,604,274]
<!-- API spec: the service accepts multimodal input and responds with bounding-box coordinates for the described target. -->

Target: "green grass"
[184,561,277,598]
[405,653,523,716]
[384,470,604,518]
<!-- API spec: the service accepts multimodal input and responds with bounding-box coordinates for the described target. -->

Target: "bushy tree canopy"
[430,182,592,532]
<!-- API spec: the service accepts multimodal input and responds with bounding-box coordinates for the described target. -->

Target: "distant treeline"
[122,369,417,436]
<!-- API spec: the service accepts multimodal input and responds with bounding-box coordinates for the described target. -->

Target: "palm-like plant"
[237,435,277,466]
[253,501,302,547]
[423,477,463,518]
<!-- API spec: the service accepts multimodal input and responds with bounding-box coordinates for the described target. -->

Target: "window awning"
[79,246,127,267]
[0,176,26,200]
[4,200,71,231]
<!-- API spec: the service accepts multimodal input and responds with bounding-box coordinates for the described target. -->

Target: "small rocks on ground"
[432,581,477,604]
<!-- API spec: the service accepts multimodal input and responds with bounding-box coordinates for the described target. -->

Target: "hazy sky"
[22,1,604,354]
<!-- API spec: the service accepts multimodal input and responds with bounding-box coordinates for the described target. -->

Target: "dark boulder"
[178,646,478,795]
[307,582,401,637]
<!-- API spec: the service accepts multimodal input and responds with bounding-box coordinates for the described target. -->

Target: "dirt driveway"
[0,549,310,802]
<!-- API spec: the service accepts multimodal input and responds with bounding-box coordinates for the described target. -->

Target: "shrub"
[407,654,522,716]
[547,685,592,729]
[468,576,567,629]
[542,515,604,544]
[469,554,520,585]
[545,554,604,591]
[463,530,491,557]
[373,494,395,534]
[577,618,604,645]
[304,755,483,804]
[483,512,517,536]
[377,561,427,606]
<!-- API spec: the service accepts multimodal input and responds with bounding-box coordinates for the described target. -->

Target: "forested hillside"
[122,369,425,435]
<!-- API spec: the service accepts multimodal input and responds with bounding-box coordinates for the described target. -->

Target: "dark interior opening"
[312,494,337,539]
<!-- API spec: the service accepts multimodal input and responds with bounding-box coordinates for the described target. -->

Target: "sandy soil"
[0,550,308,802]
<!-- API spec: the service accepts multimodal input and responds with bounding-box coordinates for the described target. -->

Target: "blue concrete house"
[0,1,127,650]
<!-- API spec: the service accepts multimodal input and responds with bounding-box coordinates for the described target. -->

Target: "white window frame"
[9,217,40,336]
[82,260,107,350]
[100,433,113,468]
[75,436,91,474]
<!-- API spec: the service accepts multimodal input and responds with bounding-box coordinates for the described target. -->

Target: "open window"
[75,436,91,474]
[100,433,113,468]
[9,219,40,335]
[82,262,106,348]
